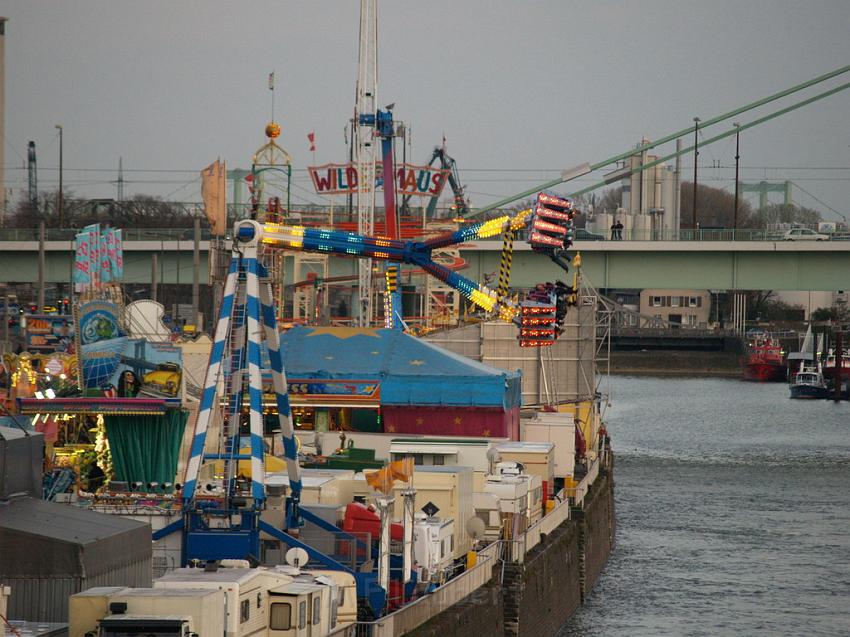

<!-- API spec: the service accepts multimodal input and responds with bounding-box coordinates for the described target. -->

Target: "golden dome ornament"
[265,122,281,139]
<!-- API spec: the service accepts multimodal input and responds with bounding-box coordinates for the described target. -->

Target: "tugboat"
[743,331,786,382]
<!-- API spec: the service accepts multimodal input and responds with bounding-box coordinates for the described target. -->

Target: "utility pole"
[3,294,9,350]
[55,125,63,227]
[192,216,200,330]
[151,253,158,303]
[38,221,46,311]
[733,123,741,234]
[674,138,682,239]
[117,156,124,202]
[27,141,37,210]
[692,117,700,232]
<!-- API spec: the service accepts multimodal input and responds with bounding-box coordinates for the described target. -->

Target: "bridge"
[1,229,849,291]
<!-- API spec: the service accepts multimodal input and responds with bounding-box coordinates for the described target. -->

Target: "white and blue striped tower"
[182,219,302,535]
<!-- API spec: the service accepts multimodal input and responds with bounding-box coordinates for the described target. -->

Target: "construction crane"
[401,144,470,220]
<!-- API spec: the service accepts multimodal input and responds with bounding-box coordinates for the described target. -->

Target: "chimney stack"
[0,18,7,219]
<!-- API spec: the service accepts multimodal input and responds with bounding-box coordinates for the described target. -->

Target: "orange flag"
[390,457,414,482]
[365,467,394,494]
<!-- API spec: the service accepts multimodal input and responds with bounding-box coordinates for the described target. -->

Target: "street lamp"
[692,117,700,233]
[54,125,63,226]
[733,123,741,235]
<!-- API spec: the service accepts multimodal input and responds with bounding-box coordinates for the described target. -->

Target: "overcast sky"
[3,1,850,219]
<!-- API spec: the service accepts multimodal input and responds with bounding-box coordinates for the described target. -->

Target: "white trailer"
[69,565,355,637]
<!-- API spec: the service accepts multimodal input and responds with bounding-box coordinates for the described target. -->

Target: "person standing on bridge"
[615,220,624,240]
[610,220,618,240]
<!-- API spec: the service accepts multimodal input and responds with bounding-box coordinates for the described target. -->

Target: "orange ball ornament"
[265,122,281,139]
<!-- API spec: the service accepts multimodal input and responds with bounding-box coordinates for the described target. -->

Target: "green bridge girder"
[1,239,848,292]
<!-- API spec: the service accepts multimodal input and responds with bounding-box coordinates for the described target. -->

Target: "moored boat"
[743,332,786,382]
[822,348,850,381]
[789,366,829,399]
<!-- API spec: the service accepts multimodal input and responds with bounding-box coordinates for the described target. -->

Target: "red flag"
[308,130,316,152]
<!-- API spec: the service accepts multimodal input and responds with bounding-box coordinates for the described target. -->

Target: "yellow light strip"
[477,215,511,238]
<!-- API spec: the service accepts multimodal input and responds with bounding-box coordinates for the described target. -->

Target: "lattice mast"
[252,122,292,323]
[354,0,378,326]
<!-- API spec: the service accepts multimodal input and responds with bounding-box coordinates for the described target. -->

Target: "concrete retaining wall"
[406,452,616,637]
[406,580,505,637]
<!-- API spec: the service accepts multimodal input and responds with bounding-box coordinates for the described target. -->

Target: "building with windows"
[640,289,711,327]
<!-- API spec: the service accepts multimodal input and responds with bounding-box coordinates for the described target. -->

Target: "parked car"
[783,228,829,241]
[574,228,605,241]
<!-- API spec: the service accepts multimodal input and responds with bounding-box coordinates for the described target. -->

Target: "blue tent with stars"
[278,326,522,409]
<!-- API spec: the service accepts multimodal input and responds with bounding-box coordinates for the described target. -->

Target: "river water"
[559,376,850,637]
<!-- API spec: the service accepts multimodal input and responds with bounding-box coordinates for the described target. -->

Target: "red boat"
[743,332,786,382]
[822,348,850,381]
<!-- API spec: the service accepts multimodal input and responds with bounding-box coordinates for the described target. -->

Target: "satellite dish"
[466,517,486,541]
[285,547,309,568]
[486,448,502,464]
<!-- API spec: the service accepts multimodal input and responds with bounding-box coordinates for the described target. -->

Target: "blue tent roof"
[279,326,522,409]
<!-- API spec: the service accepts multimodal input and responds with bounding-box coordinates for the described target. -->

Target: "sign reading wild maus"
[308,162,449,197]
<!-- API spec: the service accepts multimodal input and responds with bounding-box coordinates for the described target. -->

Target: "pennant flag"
[112,229,124,280]
[100,227,113,283]
[73,232,92,285]
[268,71,275,90]
[201,159,227,236]
[82,223,101,288]
[308,130,316,152]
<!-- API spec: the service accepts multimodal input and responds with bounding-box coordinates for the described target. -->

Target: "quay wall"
[405,580,505,637]
[407,452,616,637]
[503,521,582,637]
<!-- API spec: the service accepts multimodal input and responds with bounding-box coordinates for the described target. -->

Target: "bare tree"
[4,192,195,229]
[679,182,755,228]
[751,202,822,227]
[595,187,622,214]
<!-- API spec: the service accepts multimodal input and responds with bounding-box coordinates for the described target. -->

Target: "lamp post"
[733,122,741,235]
[692,117,700,233]
[54,125,63,227]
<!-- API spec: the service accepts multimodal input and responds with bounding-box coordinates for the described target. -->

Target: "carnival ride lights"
[164,191,577,616]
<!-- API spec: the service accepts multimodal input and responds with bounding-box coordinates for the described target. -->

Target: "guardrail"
[517,491,573,561]
[332,542,502,637]
[329,445,610,635]
[3,225,848,243]
[565,455,600,508]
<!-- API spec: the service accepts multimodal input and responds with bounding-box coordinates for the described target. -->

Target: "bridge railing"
[4,225,845,244]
